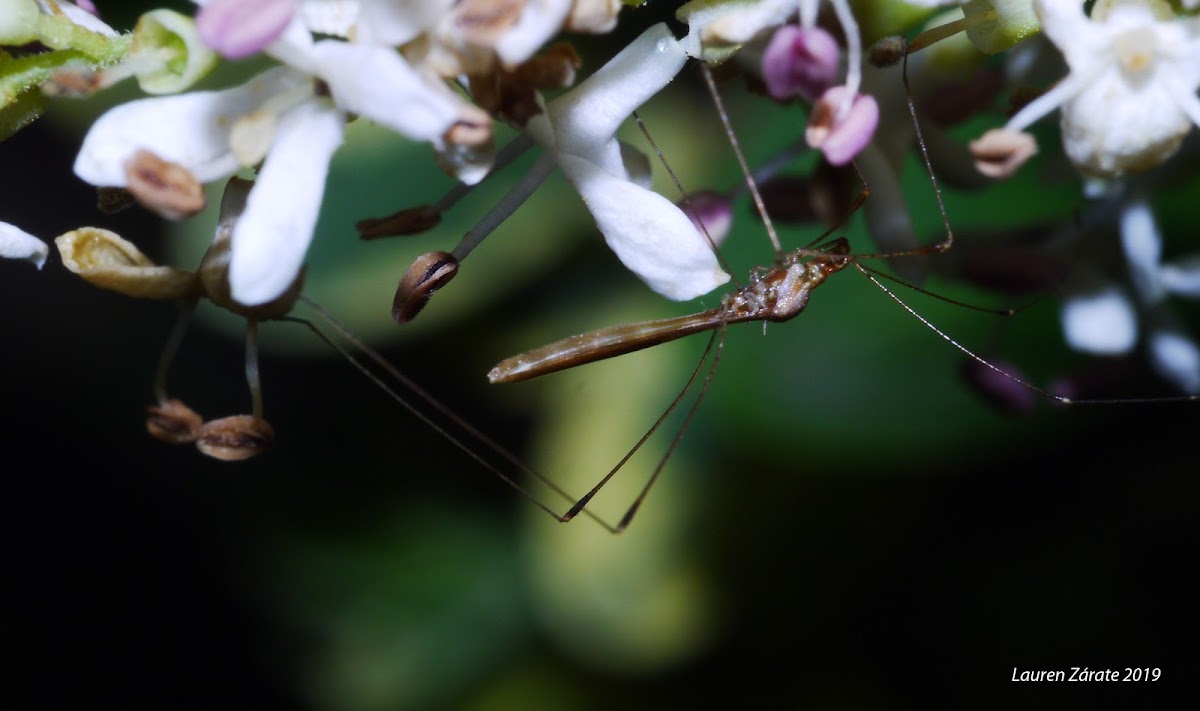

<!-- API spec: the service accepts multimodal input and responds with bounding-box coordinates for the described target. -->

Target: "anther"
[123,149,206,220]
[146,398,203,444]
[392,251,460,324]
[969,128,1038,179]
[195,415,275,461]
[867,35,907,68]
[356,205,442,240]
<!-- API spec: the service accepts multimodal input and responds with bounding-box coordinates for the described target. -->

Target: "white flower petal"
[494,0,572,67]
[297,0,359,37]
[1160,255,1200,299]
[229,100,344,306]
[75,67,306,186]
[265,15,320,73]
[0,220,48,269]
[532,23,727,299]
[1119,192,1164,302]
[1060,283,1138,355]
[678,0,795,58]
[559,153,729,301]
[50,0,118,36]
[312,40,460,143]
[355,0,452,46]
[546,22,688,167]
[1033,0,1093,61]
[1148,328,1200,393]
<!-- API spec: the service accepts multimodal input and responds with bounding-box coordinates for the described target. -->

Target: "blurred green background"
[4,2,1196,708]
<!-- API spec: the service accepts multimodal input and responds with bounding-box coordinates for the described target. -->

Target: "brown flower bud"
[146,399,203,444]
[195,415,275,461]
[124,149,206,220]
[393,251,459,324]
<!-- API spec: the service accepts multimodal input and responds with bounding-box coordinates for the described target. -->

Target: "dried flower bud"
[513,42,582,91]
[124,149,206,220]
[146,399,203,444]
[55,227,201,300]
[393,251,459,324]
[195,415,275,461]
[473,43,582,126]
[970,128,1038,179]
[357,206,443,239]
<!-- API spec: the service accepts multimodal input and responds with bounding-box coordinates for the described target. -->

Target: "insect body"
[489,238,851,384]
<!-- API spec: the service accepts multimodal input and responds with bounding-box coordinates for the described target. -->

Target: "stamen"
[246,319,263,420]
[123,149,206,220]
[153,299,197,404]
[452,151,557,261]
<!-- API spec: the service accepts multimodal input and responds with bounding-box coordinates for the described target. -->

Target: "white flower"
[1,220,48,268]
[526,23,730,300]
[1060,190,1200,392]
[356,0,573,74]
[75,6,476,307]
[1007,0,1200,177]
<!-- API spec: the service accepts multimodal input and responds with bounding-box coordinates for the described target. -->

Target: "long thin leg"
[290,299,621,532]
[563,326,725,526]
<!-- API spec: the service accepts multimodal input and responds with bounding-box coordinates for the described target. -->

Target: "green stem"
[34,12,130,63]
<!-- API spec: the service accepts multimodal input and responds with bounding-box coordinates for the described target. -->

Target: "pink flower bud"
[805,86,879,166]
[196,0,299,60]
[762,25,840,102]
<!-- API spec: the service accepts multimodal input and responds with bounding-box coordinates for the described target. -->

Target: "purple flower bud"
[960,358,1038,415]
[196,0,299,60]
[76,0,98,14]
[762,25,840,102]
[679,190,733,248]
[805,86,879,166]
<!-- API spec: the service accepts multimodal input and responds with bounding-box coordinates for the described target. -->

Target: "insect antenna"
[287,296,626,532]
[856,265,1200,406]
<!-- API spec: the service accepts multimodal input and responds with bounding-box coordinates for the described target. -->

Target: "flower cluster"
[3,0,1199,448]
